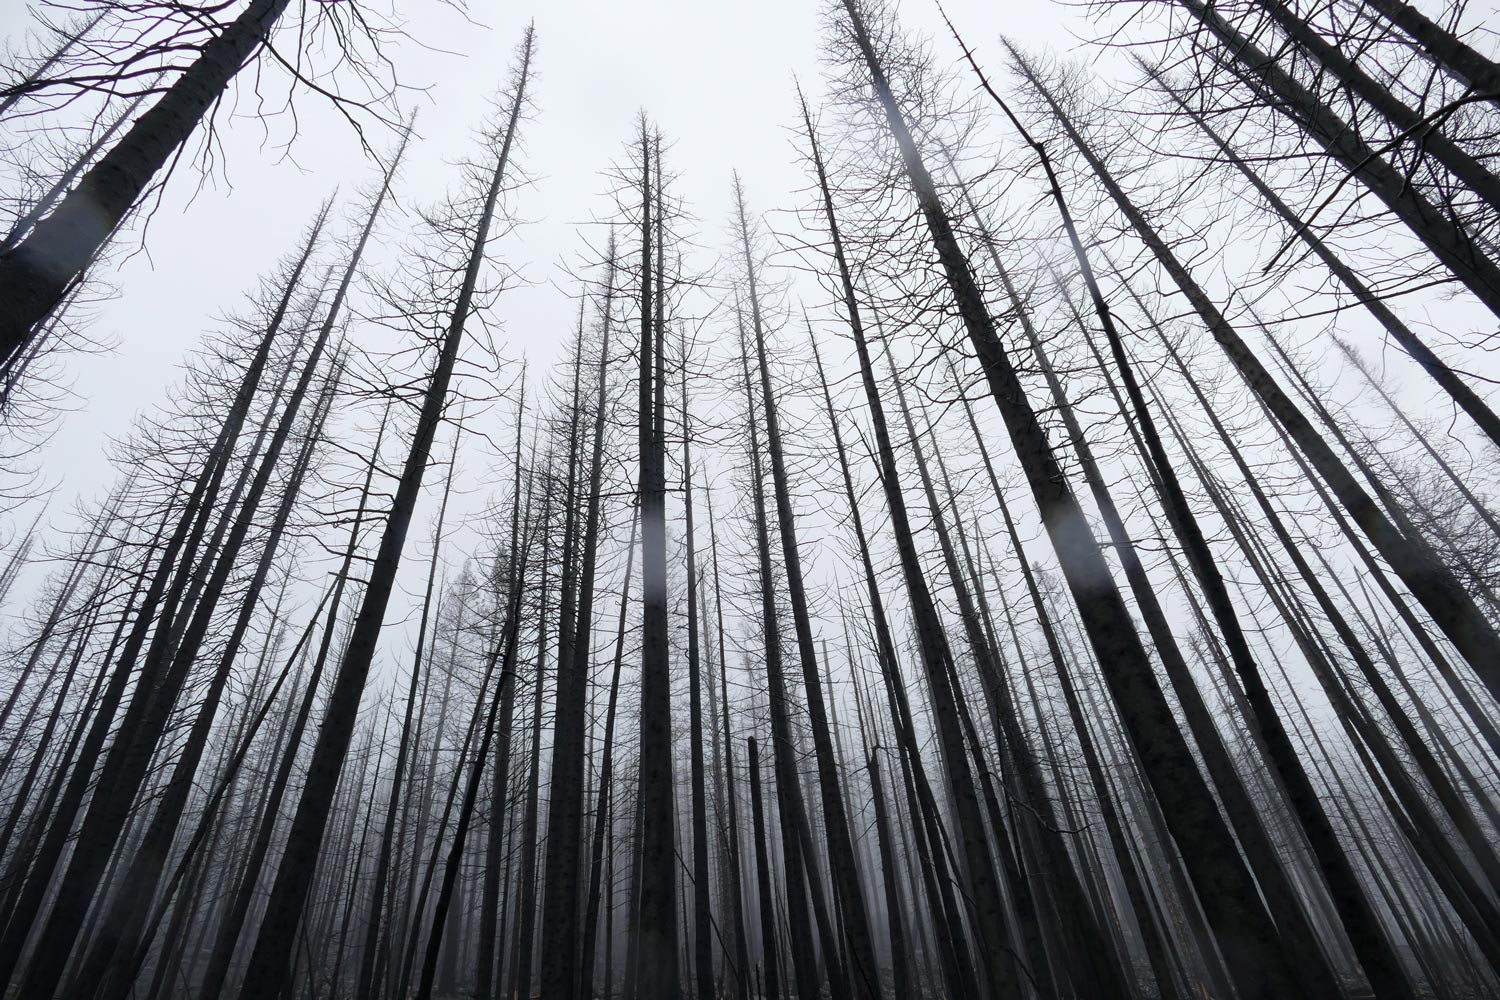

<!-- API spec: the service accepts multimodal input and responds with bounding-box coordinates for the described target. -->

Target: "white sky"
[0,0,1081,519]
[6,0,1496,713]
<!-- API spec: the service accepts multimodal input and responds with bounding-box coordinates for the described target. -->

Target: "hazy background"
[9,0,1492,704]
[0,0,1082,513]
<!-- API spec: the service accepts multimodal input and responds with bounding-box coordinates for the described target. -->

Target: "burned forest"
[1,0,1500,997]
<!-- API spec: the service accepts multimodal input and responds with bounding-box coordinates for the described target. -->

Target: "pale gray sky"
[0,0,1078,516]
[6,0,1496,713]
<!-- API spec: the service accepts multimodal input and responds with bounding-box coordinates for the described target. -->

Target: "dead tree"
[830,4,1301,994]
[231,28,533,998]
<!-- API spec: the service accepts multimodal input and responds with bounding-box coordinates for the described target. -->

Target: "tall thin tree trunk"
[632,120,679,1000]
[708,500,753,1000]
[679,331,715,1000]
[796,90,1015,999]
[475,380,533,1000]
[995,47,1414,996]
[735,178,878,1000]
[1170,0,1500,317]
[1249,0,1500,211]
[862,746,911,1000]
[1020,51,1500,710]
[0,197,332,995]
[748,736,783,1000]
[836,9,1299,995]
[509,511,552,1000]
[1361,0,1500,105]
[735,309,841,1000]
[80,351,342,1000]
[1144,62,1500,452]
[580,505,640,1000]
[233,32,531,997]
[0,10,106,117]
[0,0,299,360]
[200,398,391,1000]
[539,236,618,1000]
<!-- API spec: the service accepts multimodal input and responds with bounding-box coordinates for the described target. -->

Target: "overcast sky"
[0,0,1090,519]
[6,0,1500,719]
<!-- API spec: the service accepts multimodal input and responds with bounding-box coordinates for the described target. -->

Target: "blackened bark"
[1023,54,1500,714]
[709,502,754,999]
[748,737,784,1000]
[1149,64,1500,453]
[1171,0,1500,318]
[735,311,829,1000]
[0,199,329,996]
[579,506,640,999]
[0,0,295,361]
[539,237,618,1000]
[837,7,1297,995]
[735,179,878,1000]
[1362,0,1500,105]
[633,121,680,1000]
[475,380,533,1000]
[796,90,1016,998]
[681,333,716,1000]
[232,31,529,996]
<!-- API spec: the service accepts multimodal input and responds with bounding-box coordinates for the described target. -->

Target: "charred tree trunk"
[796,90,1016,998]
[0,0,299,361]
[539,235,619,1000]
[475,379,533,1000]
[1361,0,1500,105]
[836,8,1299,995]
[1021,52,1500,715]
[680,331,716,1000]
[80,349,342,1000]
[735,310,831,1000]
[1147,63,1500,453]
[709,502,754,1000]
[1168,0,1500,317]
[232,31,530,998]
[735,178,878,1000]
[748,736,783,1000]
[0,197,333,996]
[632,120,680,1000]
[579,505,640,1000]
